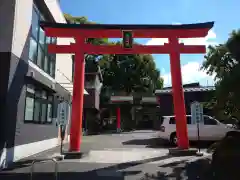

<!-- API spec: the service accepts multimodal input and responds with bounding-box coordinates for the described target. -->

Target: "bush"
[211,131,240,180]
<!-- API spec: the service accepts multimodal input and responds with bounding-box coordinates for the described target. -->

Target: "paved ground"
[0,130,213,180]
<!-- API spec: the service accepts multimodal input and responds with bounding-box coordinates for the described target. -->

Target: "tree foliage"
[201,29,240,119]
[99,52,163,94]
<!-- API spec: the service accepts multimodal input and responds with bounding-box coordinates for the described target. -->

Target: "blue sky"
[60,0,240,86]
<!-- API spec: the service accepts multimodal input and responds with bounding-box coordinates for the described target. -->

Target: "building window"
[29,4,56,78]
[37,47,44,67]
[24,84,54,124]
[38,27,45,47]
[49,55,56,78]
[29,38,38,63]
[41,103,47,123]
[44,56,49,72]
[31,7,39,40]
[47,104,53,122]
[24,96,34,121]
[33,98,41,122]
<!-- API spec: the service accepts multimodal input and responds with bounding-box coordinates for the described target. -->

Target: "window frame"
[24,92,35,122]
[29,37,38,63]
[29,4,56,78]
[37,45,44,67]
[33,96,42,123]
[30,7,40,42]
[47,103,53,123]
[24,84,54,124]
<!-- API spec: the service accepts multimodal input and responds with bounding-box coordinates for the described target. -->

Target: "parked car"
[158,115,238,145]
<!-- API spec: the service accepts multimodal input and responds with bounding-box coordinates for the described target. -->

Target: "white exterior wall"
[11,0,33,60]
[0,0,76,169]
[44,0,75,95]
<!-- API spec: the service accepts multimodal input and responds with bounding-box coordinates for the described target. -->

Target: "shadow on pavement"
[0,171,143,180]
[0,171,137,180]
[0,157,215,180]
[0,154,174,180]
[141,158,213,180]
[122,138,173,148]
[122,138,215,149]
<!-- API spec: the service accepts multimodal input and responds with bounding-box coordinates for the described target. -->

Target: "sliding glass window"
[29,4,56,78]
[24,84,54,124]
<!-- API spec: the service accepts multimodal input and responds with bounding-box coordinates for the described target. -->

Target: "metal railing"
[30,158,59,180]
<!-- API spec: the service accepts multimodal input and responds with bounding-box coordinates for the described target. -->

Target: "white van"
[158,115,237,145]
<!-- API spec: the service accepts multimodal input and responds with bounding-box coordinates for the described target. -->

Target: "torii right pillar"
[168,37,189,149]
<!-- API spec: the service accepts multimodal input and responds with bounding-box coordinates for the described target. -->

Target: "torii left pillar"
[69,36,85,152]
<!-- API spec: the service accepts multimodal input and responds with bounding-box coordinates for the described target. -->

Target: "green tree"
[201,29,240,120]
[99,49,163,95]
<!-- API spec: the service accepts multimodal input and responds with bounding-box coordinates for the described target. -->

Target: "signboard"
[57,101,69,126]
[122,30,133,48]
[191,101,203,124]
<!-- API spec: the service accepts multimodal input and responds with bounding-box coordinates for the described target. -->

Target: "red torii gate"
[40,21,214,151]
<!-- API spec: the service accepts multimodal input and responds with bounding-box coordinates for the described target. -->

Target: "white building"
[0,0,86,169]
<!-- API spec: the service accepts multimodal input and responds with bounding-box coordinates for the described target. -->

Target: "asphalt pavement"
[0,130,213,180]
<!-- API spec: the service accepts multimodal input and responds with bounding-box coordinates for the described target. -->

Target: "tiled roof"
[155,86,215,94]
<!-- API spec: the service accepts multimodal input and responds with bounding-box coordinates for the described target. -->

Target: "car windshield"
[204,116,219,125]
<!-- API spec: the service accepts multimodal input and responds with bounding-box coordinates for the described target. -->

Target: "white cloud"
[161,61,216,87]
[146,38,168,46]
[146,22,217,47]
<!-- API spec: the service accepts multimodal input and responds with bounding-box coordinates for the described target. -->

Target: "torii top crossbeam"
[40,21,214,55]
[40,21,214,37]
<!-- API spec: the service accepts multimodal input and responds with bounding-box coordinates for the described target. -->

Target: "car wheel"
[170,133,177,146]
